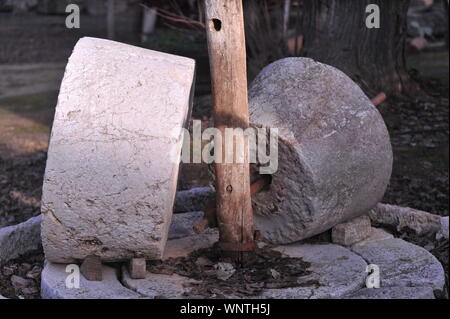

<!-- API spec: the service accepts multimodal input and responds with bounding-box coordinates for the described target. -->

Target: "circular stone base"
[40,224,445,299]
[121,243,368,299]
[41,262,143,299]
[120,236,445,299]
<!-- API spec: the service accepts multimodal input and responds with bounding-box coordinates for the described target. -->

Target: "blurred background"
[0,0,448,298]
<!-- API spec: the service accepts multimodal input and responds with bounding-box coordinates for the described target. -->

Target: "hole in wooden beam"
[210,18,222,32]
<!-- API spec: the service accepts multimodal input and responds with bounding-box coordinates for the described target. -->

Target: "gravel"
[0,252,44,299]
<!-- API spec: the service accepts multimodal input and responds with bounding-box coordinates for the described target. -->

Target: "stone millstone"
[346,287,435,299]
[249,58,393,244]
[41,262,143,299]
[121,242,368,299]
[351,238,445,292]
[41,37,195,263]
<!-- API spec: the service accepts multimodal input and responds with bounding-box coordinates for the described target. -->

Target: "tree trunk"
[106,0,115,40]
[443,0,449,48]
[283,0,291,41]
[302,0,419,97]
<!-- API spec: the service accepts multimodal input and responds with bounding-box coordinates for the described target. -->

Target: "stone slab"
[332,215,372,246]
[261,244,368,299]
[249,58,393,244]
[42,236,442,299]
[352,227,394,247]
[174,187,214,213]
[0,215,41,266]
[351,238,445,292]
[123,241,368,299]
[369,203,441,236]
[345,287,435,299]
[122,266,199,299]
[165,211,219,259]
[168,211,204,240]
[41,37,195,263]
[163,233,219,260]
[41,261,142,299]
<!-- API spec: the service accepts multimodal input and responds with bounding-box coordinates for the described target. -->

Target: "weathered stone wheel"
[41,37,195,262]
[249,58,393,244]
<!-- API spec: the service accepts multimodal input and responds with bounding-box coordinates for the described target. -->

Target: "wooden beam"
[193,176,271,234]
[204,0,255,261]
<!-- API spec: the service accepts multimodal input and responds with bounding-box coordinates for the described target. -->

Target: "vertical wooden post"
[204,0,255,261]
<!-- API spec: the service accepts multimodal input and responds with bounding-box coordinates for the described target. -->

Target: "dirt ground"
[0,11,448,298]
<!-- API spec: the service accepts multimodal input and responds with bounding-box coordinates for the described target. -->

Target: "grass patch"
[13,123,50,134]
[0,91,58,114]
[0,108,10,116]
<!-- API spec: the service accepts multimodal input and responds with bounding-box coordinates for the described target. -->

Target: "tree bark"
[283,0,291,41]
[302,0,419,97]
[443,0,449,48]
[107,0,115,40]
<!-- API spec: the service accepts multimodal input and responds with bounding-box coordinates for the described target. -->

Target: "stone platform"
[41,213,445,299]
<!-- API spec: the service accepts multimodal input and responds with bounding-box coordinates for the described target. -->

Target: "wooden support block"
[80,255,103,281]
[129,258,146,279]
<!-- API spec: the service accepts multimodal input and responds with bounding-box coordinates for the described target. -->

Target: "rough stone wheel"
[249,58,393,244]
[41,37,195,262]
